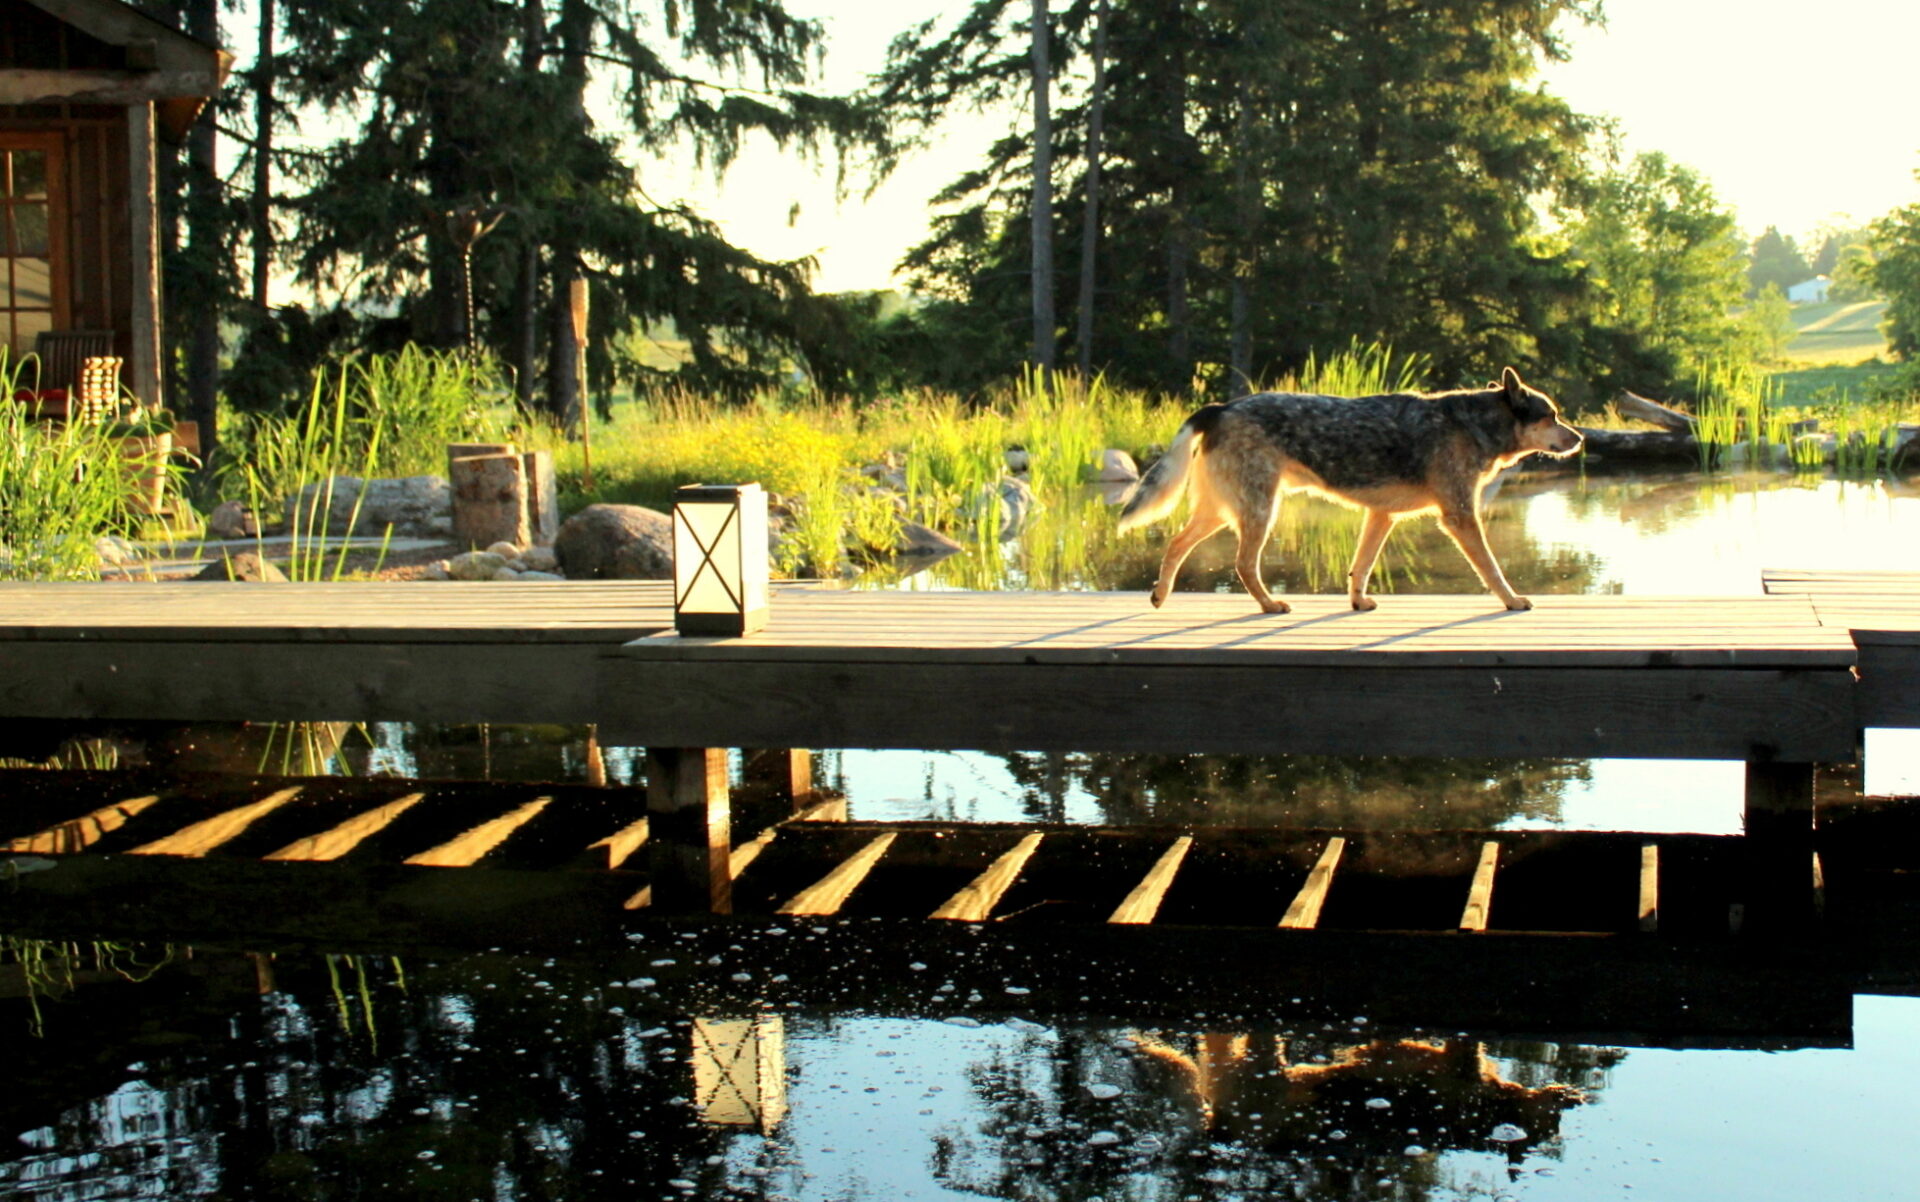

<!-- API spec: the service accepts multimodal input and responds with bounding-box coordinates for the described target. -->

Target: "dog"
[1116,367,1583,614]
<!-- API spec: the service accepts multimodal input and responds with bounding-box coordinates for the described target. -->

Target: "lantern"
[672,483,770,636]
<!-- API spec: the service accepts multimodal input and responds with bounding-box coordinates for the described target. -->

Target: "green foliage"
[882,1,1647,401]
[1744,284,1796,363]
[1870,190,1920,361]
[1567,152,1753,394]
[263,0,896,409]
[0,354,149,582]
[1747,225,1814,297]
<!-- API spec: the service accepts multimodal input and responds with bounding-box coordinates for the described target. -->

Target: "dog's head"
[1495,367,1583,458]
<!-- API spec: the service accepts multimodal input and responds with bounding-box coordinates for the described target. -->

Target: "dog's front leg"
[1437,506,1530,611]
[1347,509,1396,611]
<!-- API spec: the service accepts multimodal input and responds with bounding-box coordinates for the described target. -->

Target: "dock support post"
[646,748,732,913]
[742,749,814,810]
[1743,757,1817,928]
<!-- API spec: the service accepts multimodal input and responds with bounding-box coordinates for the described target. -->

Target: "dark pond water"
[5,468,1920,1200]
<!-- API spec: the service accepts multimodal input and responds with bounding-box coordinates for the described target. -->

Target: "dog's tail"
[1116,404,1226,533]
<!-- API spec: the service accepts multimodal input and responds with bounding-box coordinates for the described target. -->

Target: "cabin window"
[0,136,67,362]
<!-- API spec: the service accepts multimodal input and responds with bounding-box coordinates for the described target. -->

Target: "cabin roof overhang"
[0,0,232,138]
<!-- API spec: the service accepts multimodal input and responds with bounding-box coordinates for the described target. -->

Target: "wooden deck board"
[617,592,1856,669]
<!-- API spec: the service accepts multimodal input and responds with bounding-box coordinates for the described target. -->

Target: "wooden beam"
[646,749,732,914]
[264,794,424,862]
[589,817,649,870]
[601,661,1857,761]
[1638,842,1660,933]
[0,69,228,106]
[128,787,301,857]
[931,832,1044,921]
[4,794,159,854]
[1108,836,1193,925]
[1459,841,1501,932]
[404,798,550,867]
[776,833,897,916]
[1279,836,1345,930]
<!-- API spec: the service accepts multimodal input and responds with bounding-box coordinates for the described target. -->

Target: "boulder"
[191,551,287,582]
[1095,448,1140,482]
[896,521,964,559]
[553,503,674,580]
[447,550,509,581]
[286,475,451,537]
[969,476,1038,540]
[205,500,258,540]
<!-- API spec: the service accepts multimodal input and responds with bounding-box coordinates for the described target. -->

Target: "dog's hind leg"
[1346,509,1396,612]
[1149,512,1227,608]
[1229,493,1290,615]
[1436,503,1529,611]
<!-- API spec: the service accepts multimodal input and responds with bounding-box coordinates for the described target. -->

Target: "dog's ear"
[1501,366,1524,396]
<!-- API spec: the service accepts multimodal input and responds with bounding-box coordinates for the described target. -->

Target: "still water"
[5,467,1920,1200]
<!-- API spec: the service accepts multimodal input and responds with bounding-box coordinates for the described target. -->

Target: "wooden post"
[1743,757,1817,928]
[523,450,559,546]
[569,278,593,491]
[742,749,814,809]
[646,748,731,913]
[127,102,162,410]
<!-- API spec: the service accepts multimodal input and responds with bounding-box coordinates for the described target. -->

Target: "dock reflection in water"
[9,941,1915,1202]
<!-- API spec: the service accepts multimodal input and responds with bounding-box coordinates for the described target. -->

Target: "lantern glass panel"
[674,502,741,614]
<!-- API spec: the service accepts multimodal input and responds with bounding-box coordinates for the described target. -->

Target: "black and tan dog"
[1117,367,1583,614]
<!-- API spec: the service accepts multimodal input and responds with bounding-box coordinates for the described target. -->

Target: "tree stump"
[449,449,530,549]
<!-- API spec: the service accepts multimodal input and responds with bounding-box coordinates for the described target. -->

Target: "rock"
[971,476,1038,539]
[491,566,523,582]
[485,540,522,558]
[205,500,258,540]
[1095,448,1140,482]
[520,545,559,573]
[285,475,451,538]
[553,503,674,580]
[422,561,452,581]
[191,552,287,582]
[447,550,508,581]
[896,521,964,558]
[1005,445,1031,473]
[93,535,139,566]
[517,570,565,582]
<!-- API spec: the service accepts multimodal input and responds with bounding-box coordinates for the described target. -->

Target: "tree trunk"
[511,240,541,411]
[250,0,274,312]
[1074,0,1108,379]
[1028,0,1055,384]
[545,249,580,424]
[1228,77,1255,397]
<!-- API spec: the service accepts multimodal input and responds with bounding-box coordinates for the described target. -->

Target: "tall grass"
[1,352,152,581]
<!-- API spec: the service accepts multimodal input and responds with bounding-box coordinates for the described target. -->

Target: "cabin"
[0,0,227,409]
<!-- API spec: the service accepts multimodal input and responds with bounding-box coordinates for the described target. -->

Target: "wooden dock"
[2,575,1918,922]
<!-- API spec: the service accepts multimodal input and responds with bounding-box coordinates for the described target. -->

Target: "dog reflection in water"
[1128,1031,1597,1162]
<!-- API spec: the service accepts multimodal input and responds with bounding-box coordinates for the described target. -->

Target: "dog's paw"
[1259,599,1292,615]
[1148,591,1166,609]
[1350,595,1378,613]
[1504,596,1534,612]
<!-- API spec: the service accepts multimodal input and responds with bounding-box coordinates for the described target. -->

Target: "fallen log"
[1574,427,1703,464]
[1615,390,1697,433]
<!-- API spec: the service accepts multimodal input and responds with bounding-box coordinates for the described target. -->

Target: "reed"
[1,352,150,581]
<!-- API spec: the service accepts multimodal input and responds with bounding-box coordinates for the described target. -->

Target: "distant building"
[1787,276,1832,304]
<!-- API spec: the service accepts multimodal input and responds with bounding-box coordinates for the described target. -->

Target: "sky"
[639,0,1920,294]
